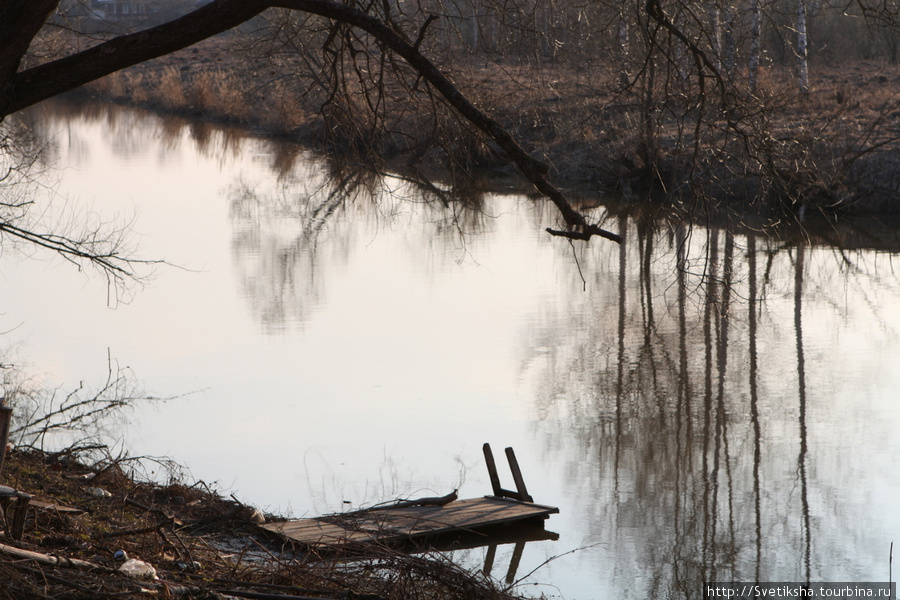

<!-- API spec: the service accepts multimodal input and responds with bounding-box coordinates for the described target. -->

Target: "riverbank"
[55,29,900,224]
[1,446,520,600]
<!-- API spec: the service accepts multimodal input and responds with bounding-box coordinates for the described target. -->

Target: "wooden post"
[504,447,533,503]
[0,405,11,477]
[0,487,31,541]
[483,443,537,502]
[9,492,30,540]
[482,443,504,497]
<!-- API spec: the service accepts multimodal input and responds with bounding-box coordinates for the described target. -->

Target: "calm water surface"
[2,103,900,599]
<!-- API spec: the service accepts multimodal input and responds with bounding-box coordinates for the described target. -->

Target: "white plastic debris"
[87,487,112,498]
[249,508,265,524]
[118,558,157,580]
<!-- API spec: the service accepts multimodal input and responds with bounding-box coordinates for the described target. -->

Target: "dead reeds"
[48,22,900,223]
[0,448,521,600]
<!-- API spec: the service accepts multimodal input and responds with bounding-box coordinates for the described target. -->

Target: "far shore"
[53,31,900,229]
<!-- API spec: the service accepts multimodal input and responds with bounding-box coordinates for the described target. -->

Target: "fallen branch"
[547,227,594,241]
[220,590,340,600]
[0,541,110,571]
[11,564,116,598]
[276,0,624,243]
[390,489,458,509]
[99,523,165,539]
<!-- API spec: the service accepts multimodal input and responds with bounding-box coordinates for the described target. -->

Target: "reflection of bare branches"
[527,218,900,598]
[230,152,499,331]
[5,353,160,453]
[2,111,160,296]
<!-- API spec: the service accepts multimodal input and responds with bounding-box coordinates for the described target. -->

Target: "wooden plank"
[29,499,83,514]
[504,447,534,503]
[261,497,558,548]
[482,443,503,497]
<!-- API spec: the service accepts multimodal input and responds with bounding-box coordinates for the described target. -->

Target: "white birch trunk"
[709,2,722,71]
[797,0,809,94]
[749,0,761,93]
[618,14,629,87]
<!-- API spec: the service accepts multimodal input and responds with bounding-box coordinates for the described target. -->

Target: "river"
[1,101,899,599]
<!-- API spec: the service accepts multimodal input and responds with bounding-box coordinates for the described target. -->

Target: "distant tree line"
[347,0,900,72]
[4,0,900,283]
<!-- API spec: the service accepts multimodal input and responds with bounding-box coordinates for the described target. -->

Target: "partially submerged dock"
[261,444,558,553]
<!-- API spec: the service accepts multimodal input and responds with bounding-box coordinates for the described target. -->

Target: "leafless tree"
[1,0,621,247]
[5,0,900,262]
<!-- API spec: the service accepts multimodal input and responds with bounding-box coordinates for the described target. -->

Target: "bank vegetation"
[2,445,520,600]
[29,0,900,233]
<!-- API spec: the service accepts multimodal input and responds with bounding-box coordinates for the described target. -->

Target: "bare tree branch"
[4,0,622,243]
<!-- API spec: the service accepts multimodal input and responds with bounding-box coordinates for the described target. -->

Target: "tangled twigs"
[1,448,525,600]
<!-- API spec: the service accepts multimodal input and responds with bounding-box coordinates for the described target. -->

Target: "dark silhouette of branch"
[3,0,270,116]
[0,220,160,282]
[3,0,622,244]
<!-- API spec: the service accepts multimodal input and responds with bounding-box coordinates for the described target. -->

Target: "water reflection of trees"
[2,105,164,292]
[228,156,497,332]
[29,100,501,331]
[528,217,899,599]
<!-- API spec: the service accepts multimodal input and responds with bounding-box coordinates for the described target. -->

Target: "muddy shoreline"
[1,446,521,600]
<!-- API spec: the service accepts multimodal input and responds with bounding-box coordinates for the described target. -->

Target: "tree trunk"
[618,12,629,87]
[0,0,60,115]
[797,0,809,95]
[674,11,689,80]
[5,0,269,117]
[467,0,480,52]
[709,1,722,71]
[748,0,761,93]
[722,3,736,78]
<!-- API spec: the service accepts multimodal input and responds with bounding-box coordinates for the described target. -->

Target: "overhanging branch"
[273,0,621,242]
[8,0,622,244]
[6,0,269,116]
[0,221,159,280]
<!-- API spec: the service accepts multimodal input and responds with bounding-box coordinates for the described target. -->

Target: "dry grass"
[191,71,249,123]
[0,448,520,600]
[260,79,315,131]
[157,66,187,109]
[61,31,900,216]
[124,72,147,104]
[89,71,127,99]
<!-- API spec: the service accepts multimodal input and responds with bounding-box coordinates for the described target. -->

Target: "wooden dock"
[260,444,558,552]
[260,495,557,549]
